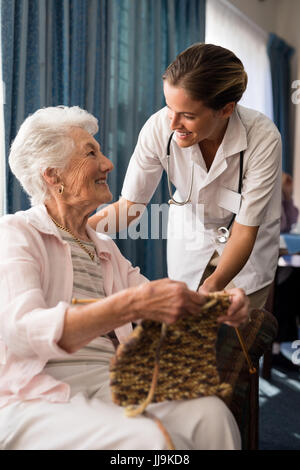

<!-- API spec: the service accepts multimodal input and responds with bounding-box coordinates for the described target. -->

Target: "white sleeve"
[236,131,282,226]
[121,114,165,204]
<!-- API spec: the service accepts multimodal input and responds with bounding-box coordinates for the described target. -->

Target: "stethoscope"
[166,131,244,243]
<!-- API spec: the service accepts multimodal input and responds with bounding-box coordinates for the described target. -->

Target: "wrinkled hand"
[218,288,250,328]
[135,278,207,325]
[199,285,250,328]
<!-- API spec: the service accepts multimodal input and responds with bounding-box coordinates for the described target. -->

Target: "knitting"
[110,291,233,416]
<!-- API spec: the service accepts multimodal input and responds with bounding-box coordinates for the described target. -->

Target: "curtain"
[0,9,5,216]
[205,0,273,120]
[267,33,294,175]
[2,0,107,213]
[1,0,206,280]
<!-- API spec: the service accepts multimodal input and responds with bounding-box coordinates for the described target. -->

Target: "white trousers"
[0,350,241,450]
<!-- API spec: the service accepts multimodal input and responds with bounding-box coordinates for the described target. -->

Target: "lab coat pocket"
[217,186,241,215]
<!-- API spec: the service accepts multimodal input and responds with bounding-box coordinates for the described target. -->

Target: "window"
[206,0,273,120]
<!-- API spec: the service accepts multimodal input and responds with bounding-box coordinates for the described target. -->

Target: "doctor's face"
[163,81,231,148]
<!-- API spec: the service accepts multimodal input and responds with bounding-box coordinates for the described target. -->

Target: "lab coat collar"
[221,104,248,158]
[24,204,112,260]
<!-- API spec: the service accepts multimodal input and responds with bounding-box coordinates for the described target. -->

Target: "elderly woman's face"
[60,127,114,208]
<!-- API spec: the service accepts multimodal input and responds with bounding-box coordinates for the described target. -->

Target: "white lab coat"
[120,104,282,294]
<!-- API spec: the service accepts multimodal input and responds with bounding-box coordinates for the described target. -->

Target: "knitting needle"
[72,298,99,304]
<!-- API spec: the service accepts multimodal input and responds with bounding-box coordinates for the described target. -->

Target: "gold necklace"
[49,215,95,261]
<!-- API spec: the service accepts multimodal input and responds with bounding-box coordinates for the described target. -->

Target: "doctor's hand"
[216,287,250,328]
[282,172,293,201]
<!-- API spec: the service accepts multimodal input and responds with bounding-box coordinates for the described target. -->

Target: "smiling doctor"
[89,43,282,309]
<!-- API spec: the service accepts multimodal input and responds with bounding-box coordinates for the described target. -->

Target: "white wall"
[227,0,278,33]
[227,0,300,208]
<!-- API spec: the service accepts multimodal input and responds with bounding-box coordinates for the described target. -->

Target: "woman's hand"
[135,281,250,328]
[199,285,250,328]
[133,278,207,325]
[217,287,250,328]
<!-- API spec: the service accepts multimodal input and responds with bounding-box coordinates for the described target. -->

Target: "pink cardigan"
[0,205,148,408]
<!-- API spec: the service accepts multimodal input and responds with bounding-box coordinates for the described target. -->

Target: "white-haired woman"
[0,106,248,450]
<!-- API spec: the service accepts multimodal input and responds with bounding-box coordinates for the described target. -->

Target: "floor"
[259,342,300,450]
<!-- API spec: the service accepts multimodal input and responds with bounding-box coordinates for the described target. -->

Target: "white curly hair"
[9,106,99,206]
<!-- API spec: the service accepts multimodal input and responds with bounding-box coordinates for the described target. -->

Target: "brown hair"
[163,43,248,110]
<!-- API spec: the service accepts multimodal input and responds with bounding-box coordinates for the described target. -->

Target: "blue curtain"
[1,0,206,280]
[267,33,294,175]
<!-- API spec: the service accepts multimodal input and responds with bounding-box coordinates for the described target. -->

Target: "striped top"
[59,230,106,301]
[56,228,118,351]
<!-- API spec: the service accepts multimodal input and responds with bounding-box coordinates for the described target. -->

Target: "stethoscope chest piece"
[165,132,244,244]
[216,226,230,244]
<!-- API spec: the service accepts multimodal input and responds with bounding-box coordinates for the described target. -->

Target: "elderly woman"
[0,106,249,450]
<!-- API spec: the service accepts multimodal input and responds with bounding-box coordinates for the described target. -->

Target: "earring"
[58,184,64,194]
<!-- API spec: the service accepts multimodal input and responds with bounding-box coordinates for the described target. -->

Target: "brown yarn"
[73,292,254,450]
[109,292,236,449]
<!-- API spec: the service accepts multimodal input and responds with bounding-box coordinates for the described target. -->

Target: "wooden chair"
[261,281,276,380]
[216,308,278,450]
